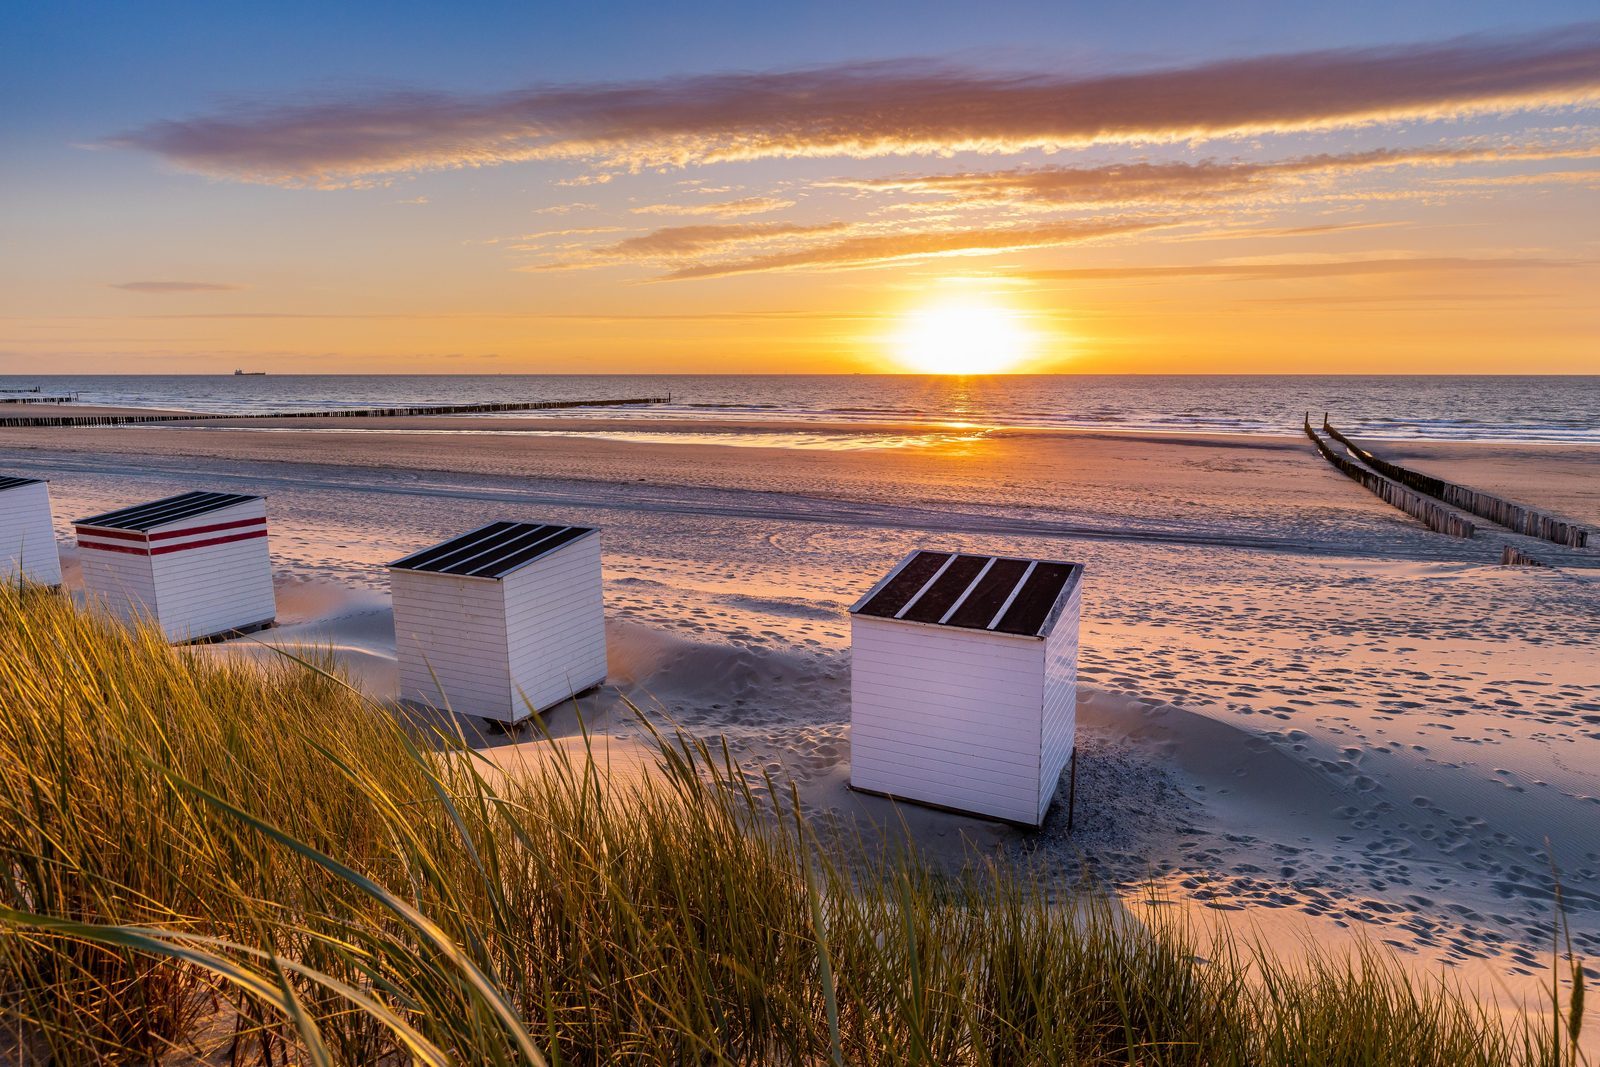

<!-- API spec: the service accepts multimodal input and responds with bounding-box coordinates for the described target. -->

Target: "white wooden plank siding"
[848,549,1082,827]
[392,571,512,718]
[1037,580,1081,823]
[388,523,607,724]
[0,480,62,585]
[75,494,275,642]
[850,615,1045,824]
[501,533,607,715]
[80,537,160,626]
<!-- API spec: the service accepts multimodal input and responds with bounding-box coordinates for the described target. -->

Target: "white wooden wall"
[78,537,161,629]
[391,569,513,720]
[500,532,607,716]
[1036,581,1081,824]
[150,546,275,641]
[79,498,275,641]
[0,482,62,585]
[849,615,1046,825]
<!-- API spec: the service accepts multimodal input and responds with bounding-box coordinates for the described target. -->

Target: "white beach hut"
[0,475,62,586]
[74,491,276,642]
[848,549,1083,827]
[389,521,607,726]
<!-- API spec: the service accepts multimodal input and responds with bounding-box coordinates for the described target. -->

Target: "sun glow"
[891,298,1036,374]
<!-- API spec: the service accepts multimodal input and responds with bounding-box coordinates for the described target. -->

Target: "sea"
[4,375,1598,444]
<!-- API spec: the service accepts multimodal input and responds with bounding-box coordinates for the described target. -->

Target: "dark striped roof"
[0,475,44,493]
[851,550,1082,638]
[75,491,260,532]
[389,521,596,580]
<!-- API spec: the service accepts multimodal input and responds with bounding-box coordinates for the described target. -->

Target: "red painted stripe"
[79,539,150,556]
[148,530,268,556]
[149,516,266,541]
[75,526,148,543]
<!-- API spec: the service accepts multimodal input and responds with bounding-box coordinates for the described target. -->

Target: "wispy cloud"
[663,218,1169,279]
[1019,255,1569,283]
[527,221,849,271]
[533,216,1166,278]
[110,280,243,293]
[823,144,1600,208]
[1427,167,1600,187]
[630,196,795,217]
[106,25,1600,186]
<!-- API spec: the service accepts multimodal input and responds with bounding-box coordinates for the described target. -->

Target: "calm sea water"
[5,375,1597,444]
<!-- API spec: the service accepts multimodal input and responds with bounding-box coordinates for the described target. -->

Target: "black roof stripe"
[389,521,518,571]
[994,561,1077,636]
[944,557,1031,629]
[408,524,561,575]
[390,521,597,579]
[75,491,260,532]
[853,550,1080,638]
[0,475,44,493]
[900,554,988,624]
[464,524,588,577]
[856,551,951,619]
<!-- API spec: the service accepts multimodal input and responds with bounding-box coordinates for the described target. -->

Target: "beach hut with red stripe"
[74,491,276,641]
[848,549,1083,828]
[0,475,62,587]
[388,520,607,727]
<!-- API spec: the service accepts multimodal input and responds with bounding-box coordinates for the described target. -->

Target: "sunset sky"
[3,1,1597,374]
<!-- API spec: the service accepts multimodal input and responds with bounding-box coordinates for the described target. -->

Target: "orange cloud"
[525,221,849,271]
[659,218,1169,279]
[630,196,795,217]
[107,26,1600,186]
[822,144,1600,207]
[1018,255,1569,283]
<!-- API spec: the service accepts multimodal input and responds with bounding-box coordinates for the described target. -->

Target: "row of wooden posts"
[0,394,77,406]
[1303,416,1478,538]
[1320,417,1591,549]
[0,395,671,429]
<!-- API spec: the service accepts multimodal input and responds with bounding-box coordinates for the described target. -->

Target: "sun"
[890,298,1035,374]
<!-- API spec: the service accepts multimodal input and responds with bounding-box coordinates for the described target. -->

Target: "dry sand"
[5,413,1598,1040]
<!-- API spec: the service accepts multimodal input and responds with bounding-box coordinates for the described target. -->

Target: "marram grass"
[0,583,1586,1064]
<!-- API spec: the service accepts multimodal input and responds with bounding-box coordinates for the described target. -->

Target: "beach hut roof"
[851,549,1082,638]
[75,491,261,532]
[0,475,44,492]
[389,521,597,580]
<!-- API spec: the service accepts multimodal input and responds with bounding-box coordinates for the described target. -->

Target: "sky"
[2,1,1598,374]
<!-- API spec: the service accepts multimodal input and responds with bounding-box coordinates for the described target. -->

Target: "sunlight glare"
[891,298,1035,374]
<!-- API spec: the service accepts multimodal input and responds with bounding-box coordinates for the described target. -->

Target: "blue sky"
[7,1,1591,135]
[2,1,1597,373]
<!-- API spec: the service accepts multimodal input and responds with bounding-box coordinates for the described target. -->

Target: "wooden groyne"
[1322,417,1591,549]
[0,395,670,429]
[1304,416,1477,538]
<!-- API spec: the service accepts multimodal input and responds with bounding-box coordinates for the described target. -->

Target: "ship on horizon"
[234,369,266,376]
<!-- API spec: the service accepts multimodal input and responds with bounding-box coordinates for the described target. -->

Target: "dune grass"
[0,582,1587,1064]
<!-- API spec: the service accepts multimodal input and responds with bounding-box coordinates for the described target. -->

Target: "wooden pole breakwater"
[0,395,670,429]
[1322,416,1592,549]
[1303,414,1477,538]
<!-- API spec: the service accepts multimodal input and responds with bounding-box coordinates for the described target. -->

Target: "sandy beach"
[4,410,1598,1035]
